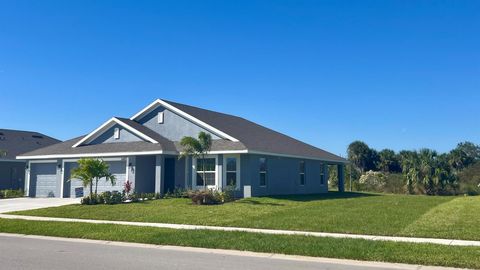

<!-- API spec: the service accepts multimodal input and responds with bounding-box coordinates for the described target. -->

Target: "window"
[226,157,237,187]
[320,163,325,185]
[114,128,120,140]
[157,111,164,124]
[259,158,267,187]
[299,161,306,185]
[196,158,216,186]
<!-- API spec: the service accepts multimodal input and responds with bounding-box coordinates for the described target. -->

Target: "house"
[0,129,60,191]
[17,99,347,198]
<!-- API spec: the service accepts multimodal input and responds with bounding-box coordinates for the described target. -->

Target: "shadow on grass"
[235,200,286,206]
[263,192,381,202]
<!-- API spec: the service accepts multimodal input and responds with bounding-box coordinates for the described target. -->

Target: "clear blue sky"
[1,1,479,157]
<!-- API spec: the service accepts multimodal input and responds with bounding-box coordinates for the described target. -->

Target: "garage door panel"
[67,160,126,197]
[30,163,57,198]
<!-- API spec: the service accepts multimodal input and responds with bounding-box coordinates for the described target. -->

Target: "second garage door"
[30,163,58,197]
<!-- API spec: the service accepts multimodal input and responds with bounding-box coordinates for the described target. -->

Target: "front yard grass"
[0,218,479,269]
[11,192,480,240]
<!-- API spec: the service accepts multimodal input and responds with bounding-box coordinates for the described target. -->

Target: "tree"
[399,150,419,194]
[377,149,401,173]
[179,131,212,190]
[448,142,480,171]
[347,141,372,173]
[0,149,7,157]
[70,158,116,197]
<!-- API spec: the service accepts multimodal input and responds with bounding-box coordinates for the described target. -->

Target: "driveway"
[0,198,80,213]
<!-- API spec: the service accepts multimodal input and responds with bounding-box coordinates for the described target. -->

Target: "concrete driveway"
[0,198,80,213]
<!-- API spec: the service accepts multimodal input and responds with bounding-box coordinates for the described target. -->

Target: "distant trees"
[347,141,480,195]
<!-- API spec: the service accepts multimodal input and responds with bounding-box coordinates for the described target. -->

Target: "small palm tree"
[179,132,212,190]
[70,158,116,197]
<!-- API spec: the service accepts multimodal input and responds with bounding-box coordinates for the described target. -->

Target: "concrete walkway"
[0,198,80,213]
[1,213,479,247]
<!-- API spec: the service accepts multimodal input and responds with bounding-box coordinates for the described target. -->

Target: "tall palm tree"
[179,132,212,190]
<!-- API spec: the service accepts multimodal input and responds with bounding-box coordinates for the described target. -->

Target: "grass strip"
[0,218,479,269]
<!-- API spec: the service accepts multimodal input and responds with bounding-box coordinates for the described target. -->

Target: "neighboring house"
[0,129,60,190]
[17,99,347,198]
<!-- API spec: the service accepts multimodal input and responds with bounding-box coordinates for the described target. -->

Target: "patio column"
[337,164,345,192]
[155,155,164,194]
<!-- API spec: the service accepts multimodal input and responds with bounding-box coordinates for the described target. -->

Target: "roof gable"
[72,117,159,147]
[130,99,239,142]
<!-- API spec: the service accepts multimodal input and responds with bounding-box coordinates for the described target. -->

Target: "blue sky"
[0,1,479,156]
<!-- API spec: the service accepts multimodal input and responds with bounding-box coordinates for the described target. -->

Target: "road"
[0,234,452,270]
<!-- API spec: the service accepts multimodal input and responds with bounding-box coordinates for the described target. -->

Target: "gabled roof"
[17,98,346,163]
[72,117,160,147]
[0,129,60,160]
[160,100,346,163]
[130,99,239,142]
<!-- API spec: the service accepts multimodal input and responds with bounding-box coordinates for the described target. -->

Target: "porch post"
[155,155,164,194]
[337,164,345,192]
[24,161,30,197]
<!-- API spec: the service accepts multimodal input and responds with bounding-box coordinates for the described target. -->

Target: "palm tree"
[179,132,212,190]
[70,158,116,198]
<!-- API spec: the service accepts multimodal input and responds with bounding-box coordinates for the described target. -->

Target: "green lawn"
[11,192,480,240]
[1,218,480,269]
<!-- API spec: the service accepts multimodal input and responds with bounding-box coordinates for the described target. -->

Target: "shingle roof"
[18,99,346,162]
[0,129,61,160]
[163,100,346,162]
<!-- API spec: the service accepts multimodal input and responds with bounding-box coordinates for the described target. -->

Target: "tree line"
[347,141,480,195]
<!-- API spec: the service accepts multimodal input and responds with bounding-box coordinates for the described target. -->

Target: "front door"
[164,158,175,193]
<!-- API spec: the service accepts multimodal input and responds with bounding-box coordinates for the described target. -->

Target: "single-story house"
[0,129,60,190]
[18,99,347,198]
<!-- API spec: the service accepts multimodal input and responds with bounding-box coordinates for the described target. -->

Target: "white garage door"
[30,163,58,198]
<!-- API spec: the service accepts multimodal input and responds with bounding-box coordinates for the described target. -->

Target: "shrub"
[188,190,222,205]
[163,187,189,199]
[0,189,24,199]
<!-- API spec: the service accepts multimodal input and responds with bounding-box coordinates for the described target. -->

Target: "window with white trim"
[299,161,306,185]
[226,157,237,187]
[114,128,120,140]
[259,158,267,187]
[157,111,164,124]
[320,163,326,185]
[196,158,216,186]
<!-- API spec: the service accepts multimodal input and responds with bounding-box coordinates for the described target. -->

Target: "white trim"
[192,155,218,190]
[24,161,30,196]
[17,151,175,160]
[223,154,241,190]
[29,159,57,163]
[130,99,239,142]
[60,160,65,198]
[17,149,346,164]
[72,117,159,148]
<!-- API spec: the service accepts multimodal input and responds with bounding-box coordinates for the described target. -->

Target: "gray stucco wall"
[89,124,143,145]
[240,154,328,197]
[135,155,156,193]
[0,161,25,190]
[137,106,220,141]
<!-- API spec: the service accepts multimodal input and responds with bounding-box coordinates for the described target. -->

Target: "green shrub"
[0,189,24,199]
[188,190,222,205]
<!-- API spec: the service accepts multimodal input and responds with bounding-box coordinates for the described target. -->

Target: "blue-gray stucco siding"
[89,124,143,145]
[240,154,328,197]
[137,106,220,141]
[0,161,25,190]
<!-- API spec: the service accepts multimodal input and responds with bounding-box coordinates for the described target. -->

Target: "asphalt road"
[0,234,444,270]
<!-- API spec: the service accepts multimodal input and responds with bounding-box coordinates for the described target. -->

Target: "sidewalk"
[1,213,479,247]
